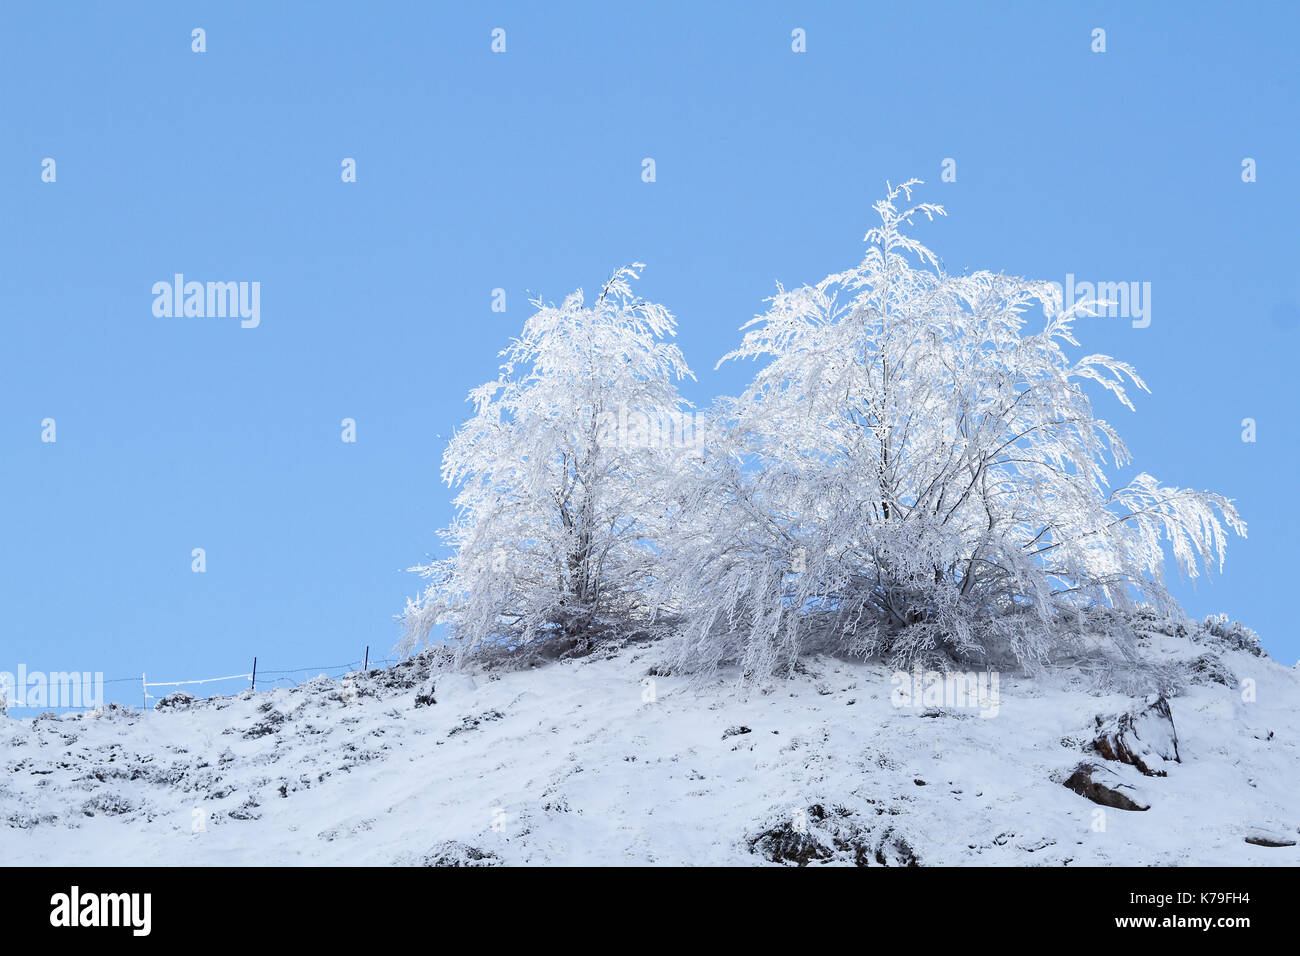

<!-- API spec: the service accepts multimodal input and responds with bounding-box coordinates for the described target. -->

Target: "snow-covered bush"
[401,265,696,660]
[1201,613,1263,657]
[664,181,1245,677]
[399,182,1246,679]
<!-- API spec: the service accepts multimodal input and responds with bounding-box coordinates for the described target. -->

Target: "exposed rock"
[722,725,752,739]
[1244,827,1296,848]
[1062,762,1150,811]
[1092,696,1180,776]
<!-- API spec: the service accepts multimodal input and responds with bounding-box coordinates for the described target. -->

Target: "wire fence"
[94,647,403,710]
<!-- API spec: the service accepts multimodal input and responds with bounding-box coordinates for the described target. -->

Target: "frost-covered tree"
[401,265,696,659]
[665,181,1245,676]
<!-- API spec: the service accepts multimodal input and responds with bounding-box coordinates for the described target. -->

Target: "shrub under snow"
[661,181,1244,676]
[403,182,1246,678]
[400,265,695,660]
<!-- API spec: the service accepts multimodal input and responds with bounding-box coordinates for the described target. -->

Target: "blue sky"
[1,1,1296,705]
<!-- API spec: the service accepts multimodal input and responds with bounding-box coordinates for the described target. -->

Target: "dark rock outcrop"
[1092,696,1180,777]
[1062,762,1151,811]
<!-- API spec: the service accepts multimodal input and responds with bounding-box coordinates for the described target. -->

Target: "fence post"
[250,657,257,692]
[363,646,369,672]
[141,672,146,711]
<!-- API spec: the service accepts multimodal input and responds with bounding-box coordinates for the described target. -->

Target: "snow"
[1,627,1296,866]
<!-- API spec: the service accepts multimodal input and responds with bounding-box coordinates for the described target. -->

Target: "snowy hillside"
[2,618,1297,866]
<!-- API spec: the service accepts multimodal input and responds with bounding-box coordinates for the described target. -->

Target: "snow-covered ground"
[2,622,1297,866]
